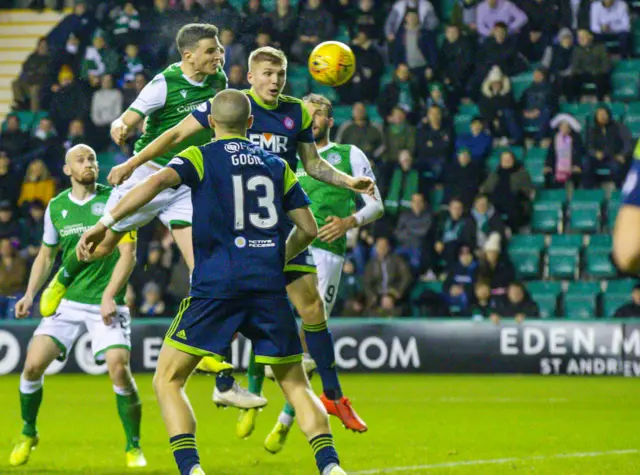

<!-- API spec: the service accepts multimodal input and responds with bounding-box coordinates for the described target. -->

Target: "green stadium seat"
[547,235,582,280]
[526,160,545,187]
[381,65,395,87]
[550,234,583,249]
[610,190,622,203]
[2,111,35,132]
[527,280,562,296]
[572,189,605,204]
[309,83,339,102]
[606,278,636,296]
[513,251,541,279]
[365,105,383,124]
[527,281,561,318]
[603,295,622,318]
[492,146,525,160]
[598,102,626,121]
[454,114,472,135]
[614,59,640,73]
[335,24,351,43]
[458,103,479,116]
[486,154,500,171]
[585,248,616,279]
[559,103,594,123]
[332,105,352,126]
[525,147,547,162]
[589,234,612,251]
[626,102,640,122]
[607,198,620,229]
[536,189,567,204]
[567,280,601,295]
[627,121,640,139]
[612,72,640,101]
[511,72,534,101]
[410,281,443,317]
[568,206,600,233]
[286,76,310,99]
[509,234,546,252]
[564,281,600,318]
[532,202,562,233]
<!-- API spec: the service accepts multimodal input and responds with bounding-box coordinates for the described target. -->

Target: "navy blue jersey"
[191,89,314,170]
[167,137,310,298]
[622,141,640,206]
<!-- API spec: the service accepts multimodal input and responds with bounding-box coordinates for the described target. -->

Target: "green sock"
[115,388,142,451]
[247,352,265,396]
[283,402,295,418]
[20,388,43,437]
[57,251,89,287]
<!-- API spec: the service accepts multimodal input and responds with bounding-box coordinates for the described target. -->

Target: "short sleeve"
[349,145,377,182]
[297,102,314,143]
[42,205,59,247]
[283,161,311,211]
[167,146,204,189]
[191,99,211,129]
[128,74,167,117]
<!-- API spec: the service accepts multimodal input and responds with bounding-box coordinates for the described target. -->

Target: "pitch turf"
[1,374,639,474]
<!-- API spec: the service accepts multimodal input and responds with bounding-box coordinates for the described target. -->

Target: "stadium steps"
[0,8,66,123]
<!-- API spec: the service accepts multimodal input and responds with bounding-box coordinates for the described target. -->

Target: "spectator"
[335,260,363,315]
[203,0,241,32]
[253,30,274,50]
[18,159,56,208]
[370,294,404,317]
[479,66,522,145]
[266,0,298,55]
[425,83,447,113]
[394,193,435,271]
[490,282,539,323]
[346,0,385,42]
[481,150,534,229]
[570,29,611,102]
[545,114,583,188]
[584,106,632,189]
[26,117,62,175]
[51,33,83,81]
[443,148,483,209]
[384,150,423,217]
[228,65,250,90]
[219,29,247,76]
[590,0,631,58]
[476,0,528,38]
[390,11,436,78]
[0,238,27,317]
[123,71,148,108]
[338,28,384,105]
[80,29,120,83]
[240,0,270,48]
[122,44,144,84]
[19,200,45,261]
[476,23,527,88]
[291,0,334,64]
[519,0,560,36]
[335,103,384,163]
[49,65,91,135]
[63,119,87,154]
[471,281,493,319]
[0,201,20,240]
[520,68,554,146]
[434,197,466,268]
[139,282,166,317]
[559,0,591,31]
[433,24,474,104]
[111,2,141,50]
[613,284,640,317]
[341,292,367,316]
[91,74,123,150]
[11,38,50,112]
[382,106,416,166]
[0,152,21,207]
[378,63,422,123]
[415,105,453,179]
[444,244,479,301]
[519,27,548,63]
[47,0,97,47]
[141,0,176,68]
[455,117,493,164]
[132,241,171,294]
[462,193,507,250]
[385,0,439,43]
[0,115,29,158]
[477,232,516,296]
[541,28,574,100]
[363,236,413,310]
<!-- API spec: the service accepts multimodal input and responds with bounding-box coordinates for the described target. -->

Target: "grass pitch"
[0,374,639,474]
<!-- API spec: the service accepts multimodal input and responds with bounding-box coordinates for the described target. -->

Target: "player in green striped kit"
[264,94,384,453]
[9,145,144,469]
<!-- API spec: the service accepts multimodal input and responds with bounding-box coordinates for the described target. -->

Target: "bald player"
[9,145,145,469]
[78,90,348,475]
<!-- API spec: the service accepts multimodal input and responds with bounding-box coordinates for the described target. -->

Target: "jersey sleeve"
[191,99,211,129]
[297,101,314,143]
[118,230,138,244]
[167,146,204,189]
[128,74,167,117]
[42,204,59,247]
[349,145,377,182]
[283,161,311,211]
[622,143,640,206]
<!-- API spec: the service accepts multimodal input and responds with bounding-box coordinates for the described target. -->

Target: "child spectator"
[139,282,166,317]
[545,114,583,188]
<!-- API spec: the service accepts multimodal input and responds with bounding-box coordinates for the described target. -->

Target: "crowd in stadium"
[1,0,639,320]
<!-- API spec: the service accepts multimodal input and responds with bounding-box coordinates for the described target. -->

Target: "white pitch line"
[351,449,639,474]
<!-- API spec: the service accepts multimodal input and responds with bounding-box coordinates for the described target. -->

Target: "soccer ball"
[308,41,356,87]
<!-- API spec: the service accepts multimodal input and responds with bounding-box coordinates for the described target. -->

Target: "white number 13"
[232,175,278,230]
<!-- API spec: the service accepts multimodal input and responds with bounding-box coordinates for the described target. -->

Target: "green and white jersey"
[129,62,227,166]
[43,184,132,306]
[296,143,376,256]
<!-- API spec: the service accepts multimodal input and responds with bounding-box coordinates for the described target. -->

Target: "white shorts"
[33,299,131,364]
[107,163,192,232]
[310,247,344,317]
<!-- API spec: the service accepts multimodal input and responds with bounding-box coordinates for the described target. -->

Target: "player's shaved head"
[64,143,98,186]
[65,143,96,164]
[210,90,252,134]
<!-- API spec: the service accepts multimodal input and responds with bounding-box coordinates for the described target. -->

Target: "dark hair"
[176,23,219,53]
[494,22,508,30]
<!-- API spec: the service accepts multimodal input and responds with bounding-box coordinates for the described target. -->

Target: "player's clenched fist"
[14,295,33,319]
[77,224,108,261]
[110,119,129,145]
[108,162,134,186]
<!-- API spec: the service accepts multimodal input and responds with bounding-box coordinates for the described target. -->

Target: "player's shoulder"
[48,187,72,205]
[159,62,181,79]
[95,183,113,197]
[278,94,303,106]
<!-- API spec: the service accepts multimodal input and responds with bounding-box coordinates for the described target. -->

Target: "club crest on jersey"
[180,89,187,99]
[225,142,241,153]
[248,133,288,154]
[327,152,342,165]
[283,116,294,130]
[61,209,68,218]
[91,202,105,217]
[234,236,247,248]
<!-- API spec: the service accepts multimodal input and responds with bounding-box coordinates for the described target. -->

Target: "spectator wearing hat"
[416,105,453,179]
[490,282,539,323]
[378,64,422,124]
[18,159,56,208]
[479,66,522,145]
[613,284,640,317]
[455,117,492,164]
[476,0,528,38]
[394,193,435,272]
[0,152,21,207]
[545,114,583,188]
[363,236,413,311]
[520,68,555,146]
[382,106,417,167]
[590,0,631,58]
[541,28,574,100]
[336,103,385,163]
[477,232,515,297]
[432,24,474,105]
[139,282,166,317]
[442,148,483,210]
[0,201,20,241]
[49,65,91,136]
[0,238,27,318]
[569,29,611,102]
[0,115,29,159]
[11,38,50,112]
[339,28,385,105]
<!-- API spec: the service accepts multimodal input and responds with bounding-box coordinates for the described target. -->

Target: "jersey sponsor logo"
[176,102,206,114]
[180,89,187,99]
[327,152,342,165]
[59,224,95,237]
[168,157,184,166]
[225,142,241,153]
[248,133,288,154]
[623,169,637,196]
[61,209,68,218]
[248,239,275,248]
[91,202,105,216]
[197,101,208,112]
[283,116,294,130]
[234,236,247,248]
[296,169,308,178]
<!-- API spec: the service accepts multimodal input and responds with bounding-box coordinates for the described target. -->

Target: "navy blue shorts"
[165,297,303,364]
[622,159,640,206]
[284,247,317,285]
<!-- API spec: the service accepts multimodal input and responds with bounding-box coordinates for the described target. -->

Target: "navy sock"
[169,433,199,475]
[215,373,235,392]
[310,433,339,474]
[303,322,342,400]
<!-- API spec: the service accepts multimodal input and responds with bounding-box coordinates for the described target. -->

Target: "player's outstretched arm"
[285,206,318,263]
[318,186,384,243]
[111,110,144,146]
[297,142,375,196]
[100,239,137,325]
[15,244,58,319]
[108,114,205,186]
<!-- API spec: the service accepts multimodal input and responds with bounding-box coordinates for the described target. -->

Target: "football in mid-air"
[308,41,356,87]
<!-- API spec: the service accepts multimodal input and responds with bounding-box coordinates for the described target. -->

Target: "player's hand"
[14,295,33,319]
[318,215,356,243]
[77,224,108,261]
[349,176,376,197]
[110,120,129,145]
[108,161,135,186]
[101,296,116,325]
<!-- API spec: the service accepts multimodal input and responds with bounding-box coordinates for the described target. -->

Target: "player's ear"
[207,114,215,130]
[329,117,335,129]
[62,164,71,177]
[247,70,253,85]
[247,115,254,129]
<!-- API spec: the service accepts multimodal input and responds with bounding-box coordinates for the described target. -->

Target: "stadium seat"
[509,234,546,253]
[564,281,600,319]
[525,147,547,163]
[532,202,562,233]
[310,83,339,102]
[547,235,582,280]
[599,102,626,121]
[458,103,479,116]
[559,103,593,123]
[628,121,640,139]
[492,146,525,160]
[572,189,605,204]
[603,295,622,318]
[1,111,34,132]
[365,105,383,124]
[526,281,561,318]
[486,154,500,171]
[430,187,444,208]
[526,160,545,187]
[585,248,616,279]
[606,278,637,296]
[332,105,352,126]
[410,281,443,316]
[626,102,640,122]
[511,72,534,101]
[568,207,599,233]
[612,72,640,101]
[589,234,612,251]
[454,114,472,135]
[536,189,567,204]
[512,251,541,279]
[607,196,621,229]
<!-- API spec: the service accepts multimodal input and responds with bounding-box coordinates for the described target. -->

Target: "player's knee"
[152,365,184,395]
[107,360,131,387]
[297,292,325,324]
[22,361,46,380]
